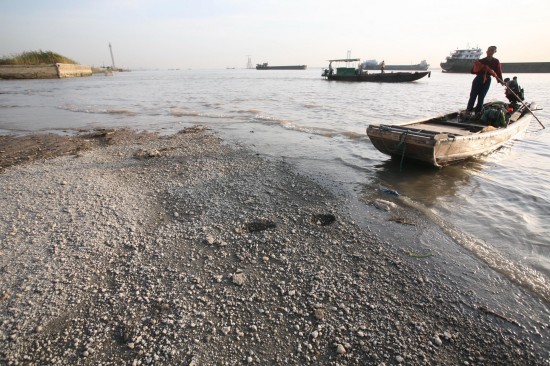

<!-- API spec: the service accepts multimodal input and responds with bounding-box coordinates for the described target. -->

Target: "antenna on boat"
[109,43,116,69]
[346,50,351,67]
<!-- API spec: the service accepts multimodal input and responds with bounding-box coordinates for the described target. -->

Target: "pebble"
[232,273,246,286]
[314,309,325,320]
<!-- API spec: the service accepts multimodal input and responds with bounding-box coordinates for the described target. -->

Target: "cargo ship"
[360,59,429,71]
[256,63,307,70]
[440,47,483,73]
[440,47,550,73]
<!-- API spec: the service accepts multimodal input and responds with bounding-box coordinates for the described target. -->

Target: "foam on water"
[400,195,550,303]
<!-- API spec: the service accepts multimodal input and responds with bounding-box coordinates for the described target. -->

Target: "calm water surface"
[1,68,549,317]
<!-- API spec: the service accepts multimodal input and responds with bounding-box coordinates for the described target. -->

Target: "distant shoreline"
[0,63,92,79]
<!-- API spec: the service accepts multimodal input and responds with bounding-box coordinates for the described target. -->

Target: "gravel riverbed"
[0,128,546,365]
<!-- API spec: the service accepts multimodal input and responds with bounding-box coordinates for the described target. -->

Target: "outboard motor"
[504,78,524,107]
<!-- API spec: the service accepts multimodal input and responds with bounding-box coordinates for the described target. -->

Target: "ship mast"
[109,43,116,69]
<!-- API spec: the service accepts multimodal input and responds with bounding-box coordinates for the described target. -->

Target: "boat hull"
[256,65,307,70]
[367,107,533,167]
[440,60,474,73]
[362,64,429,71]
[326,71,430,83]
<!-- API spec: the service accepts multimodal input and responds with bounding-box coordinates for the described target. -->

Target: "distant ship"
[360,59,429,71]
[440,47,550,73]
[256,63,307,70]
[440,47,483,73]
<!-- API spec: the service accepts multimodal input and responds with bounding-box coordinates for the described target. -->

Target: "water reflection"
[365,158,482,207]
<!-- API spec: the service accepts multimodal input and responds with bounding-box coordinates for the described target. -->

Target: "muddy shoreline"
[0,128,547,365]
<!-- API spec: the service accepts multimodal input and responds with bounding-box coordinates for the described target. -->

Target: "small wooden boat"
[322,58,430,82]
[366,102,536,167]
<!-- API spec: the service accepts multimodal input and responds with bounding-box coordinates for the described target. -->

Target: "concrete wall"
[56,63,93,78]
[0,63,92,79]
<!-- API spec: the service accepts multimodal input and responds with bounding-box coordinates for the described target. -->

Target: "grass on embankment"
[0,50,77,65]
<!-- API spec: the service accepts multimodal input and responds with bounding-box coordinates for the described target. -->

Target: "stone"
[232,273,246,286]
[314,308,325,320]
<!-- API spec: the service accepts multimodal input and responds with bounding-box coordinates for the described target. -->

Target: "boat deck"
[391,119,488,137]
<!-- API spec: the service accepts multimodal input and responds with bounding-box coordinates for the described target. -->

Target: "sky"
[2,0,550,70]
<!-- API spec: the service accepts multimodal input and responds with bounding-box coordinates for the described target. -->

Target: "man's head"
[487,46,497,57]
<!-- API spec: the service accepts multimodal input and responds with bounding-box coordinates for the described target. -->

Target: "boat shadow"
[366,158,485,207]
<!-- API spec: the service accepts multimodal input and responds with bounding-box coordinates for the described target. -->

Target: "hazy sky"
[2,0,549,69]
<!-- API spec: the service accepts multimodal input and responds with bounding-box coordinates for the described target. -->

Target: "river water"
[1,68,549,324]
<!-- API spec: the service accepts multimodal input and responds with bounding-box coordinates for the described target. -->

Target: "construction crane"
[109,43,116,69]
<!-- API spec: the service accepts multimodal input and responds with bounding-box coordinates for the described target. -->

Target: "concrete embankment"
[0,63,92,79]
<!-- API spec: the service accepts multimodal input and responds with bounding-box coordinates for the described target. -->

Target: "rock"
[232,273,246,286]
[336,344,346,354]
[373,199,397,212]
[314,308,325,320]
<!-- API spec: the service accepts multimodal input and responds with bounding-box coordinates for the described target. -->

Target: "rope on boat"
[397,130,408,171]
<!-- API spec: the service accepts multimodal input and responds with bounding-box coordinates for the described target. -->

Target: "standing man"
[466,46,504,114]
[380,60,385,73]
